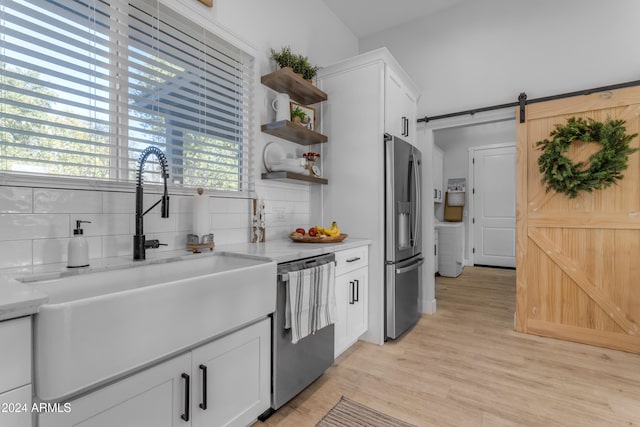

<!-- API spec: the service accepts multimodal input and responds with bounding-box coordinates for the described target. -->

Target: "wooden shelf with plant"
[261,46,327,105]
[261,46,328,185]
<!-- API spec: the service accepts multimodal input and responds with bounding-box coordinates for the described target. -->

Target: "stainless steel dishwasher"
[260,253,335,419]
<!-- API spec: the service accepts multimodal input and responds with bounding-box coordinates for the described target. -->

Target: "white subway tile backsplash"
[270,225,297,240]
[211,228,248,245]
[102,235,132,258]
[78,214,130,236]
[32,239,66,265]
[0,187,33,213]
[170,195,194,214]
[209,196,249,214]
[0,214,69,240]
[143,214,176,234]
[216,213,248,229]
[34,189,102,214]
[0,181,310,269]
[0,240,32,267]
[102,192,135,214]
[174,213,193,234]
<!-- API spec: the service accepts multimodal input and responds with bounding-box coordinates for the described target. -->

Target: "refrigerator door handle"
[396,257,425,275]
[411,153,421,248]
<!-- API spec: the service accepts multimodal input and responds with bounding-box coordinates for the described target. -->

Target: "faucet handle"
[145,239,167,249]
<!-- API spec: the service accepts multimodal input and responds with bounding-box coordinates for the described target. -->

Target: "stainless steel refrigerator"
[384,134,424,340]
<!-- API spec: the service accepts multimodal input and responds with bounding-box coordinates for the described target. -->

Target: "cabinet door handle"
[346,257,360,263]
[434,189,437,199]
[354,279,359,302]
[438,190,441,199]
[199,364,208,410]
[181,373,190,422]
[405,117,409,137]
[349,281,355,305]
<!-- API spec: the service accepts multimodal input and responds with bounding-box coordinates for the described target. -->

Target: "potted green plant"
[270,46,319,82]
[270,46,295,70]
[295,55,319,81]
[290,106,307,125]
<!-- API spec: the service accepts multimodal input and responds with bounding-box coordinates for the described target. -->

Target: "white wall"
[0,0,358,271]
[360,0,640,117]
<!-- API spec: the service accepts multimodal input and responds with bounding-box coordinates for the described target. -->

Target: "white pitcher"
[271,93,290,122]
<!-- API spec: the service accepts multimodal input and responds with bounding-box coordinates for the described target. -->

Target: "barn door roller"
[518,92,527,123]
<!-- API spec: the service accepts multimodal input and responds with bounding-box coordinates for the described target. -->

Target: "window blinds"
[0,0,254,192]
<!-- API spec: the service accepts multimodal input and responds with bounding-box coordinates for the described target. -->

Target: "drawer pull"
[181,373,190,421]
[349,281,355,304]
[346,257,361,263]
[199,364,208,410]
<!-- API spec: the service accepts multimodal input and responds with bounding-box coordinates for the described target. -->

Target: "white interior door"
[472,145,516,267]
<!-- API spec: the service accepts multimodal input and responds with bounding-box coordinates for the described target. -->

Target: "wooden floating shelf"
[261,68,328,105]
[261,171,328,185]
[261,120,328,146]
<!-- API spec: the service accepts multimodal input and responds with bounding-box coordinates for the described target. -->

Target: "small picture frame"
[290,101,316,131]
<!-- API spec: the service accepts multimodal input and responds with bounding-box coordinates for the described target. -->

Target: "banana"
[325,221,341,236]
[314,222,340,237]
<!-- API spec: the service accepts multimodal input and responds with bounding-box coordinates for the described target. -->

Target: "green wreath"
[536,117,638,198]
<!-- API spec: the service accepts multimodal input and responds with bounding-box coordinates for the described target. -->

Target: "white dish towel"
[285,262,336,344]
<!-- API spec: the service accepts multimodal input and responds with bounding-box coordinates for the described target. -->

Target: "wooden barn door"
[516,86,640,353]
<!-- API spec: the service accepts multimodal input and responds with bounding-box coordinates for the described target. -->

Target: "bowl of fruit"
[289,222,347,243]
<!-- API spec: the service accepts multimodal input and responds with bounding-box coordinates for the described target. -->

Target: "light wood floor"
[255,267,640,426]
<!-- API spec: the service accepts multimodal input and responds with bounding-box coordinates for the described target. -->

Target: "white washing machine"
[434,221,464,277]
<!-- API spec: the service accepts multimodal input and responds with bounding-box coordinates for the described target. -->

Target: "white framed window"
[0,0,254,193]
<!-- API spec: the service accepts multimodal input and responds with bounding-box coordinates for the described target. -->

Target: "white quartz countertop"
[219,237,371,264]
[0,281,47,321]
[0,237,371,320]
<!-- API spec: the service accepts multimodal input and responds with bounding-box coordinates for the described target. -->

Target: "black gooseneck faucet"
[134,146,170,261]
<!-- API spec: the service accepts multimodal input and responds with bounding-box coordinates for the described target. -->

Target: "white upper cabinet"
[317,47,421,346]
[385,65,418,145]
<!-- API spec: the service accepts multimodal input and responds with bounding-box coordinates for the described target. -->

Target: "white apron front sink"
[22,253,276,401]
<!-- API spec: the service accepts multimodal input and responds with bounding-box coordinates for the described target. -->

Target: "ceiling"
[321,0,468,39]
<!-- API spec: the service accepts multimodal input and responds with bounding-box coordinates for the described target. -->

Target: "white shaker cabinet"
[0,385,32,427]
[191,317,270,427]
[39,318,270,427]
[317,48,420,346]
[39,353,191,427]
[433,144,444,203]
[334,245,369,358]
[385,67,418,145]
[0,317,32,427]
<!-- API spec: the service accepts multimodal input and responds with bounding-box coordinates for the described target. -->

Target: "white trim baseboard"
[422,298,437,315]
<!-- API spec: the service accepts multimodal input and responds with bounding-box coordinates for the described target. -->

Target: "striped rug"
[316,396,417,427]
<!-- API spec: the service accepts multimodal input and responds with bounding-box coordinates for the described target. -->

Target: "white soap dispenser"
[68,220,91,268]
